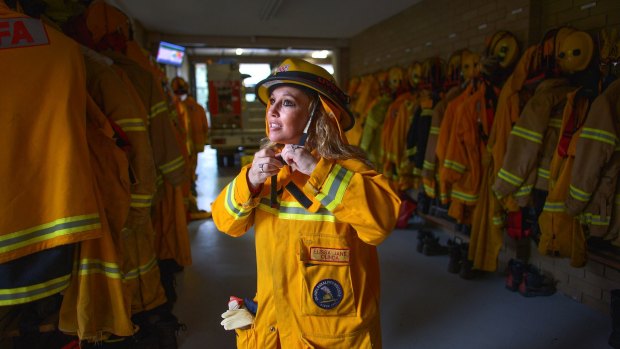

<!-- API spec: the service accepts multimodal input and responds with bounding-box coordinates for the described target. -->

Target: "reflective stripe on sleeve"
[115,118,147,132]
[149,101,168,120]
[569,185,592,202]
[511,126,543,144]
[443,159,466,173]
[131,194,153,208]
[497,168,523,187]
[316,164,353,211]
[159,156,185,175]
[223,178,253,219]
[580,127,618,146]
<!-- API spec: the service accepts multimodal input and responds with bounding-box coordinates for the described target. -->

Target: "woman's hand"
[281,144,318,175]
[248,148,284,189]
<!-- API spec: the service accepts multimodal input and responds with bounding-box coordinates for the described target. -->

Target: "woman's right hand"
[248,148,284,189]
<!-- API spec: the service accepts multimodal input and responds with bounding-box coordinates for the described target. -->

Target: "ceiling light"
[236,48,244,55]
[311,50,329,59]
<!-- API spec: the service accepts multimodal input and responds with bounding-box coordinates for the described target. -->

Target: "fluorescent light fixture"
[311,50,329,59]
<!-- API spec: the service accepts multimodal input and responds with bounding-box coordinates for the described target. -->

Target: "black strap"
[285,182,313,209]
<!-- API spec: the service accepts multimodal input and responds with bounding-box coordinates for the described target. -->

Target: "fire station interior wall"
[347,0,620,316]
[349,0,620,77]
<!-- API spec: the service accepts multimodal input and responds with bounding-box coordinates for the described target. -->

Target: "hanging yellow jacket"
[538,90,590,267]
[493,79,576,205]
[212,157,400,349]
[83,53,157,233]
[488,45,538,211]
[153,99,192,267]
[1,4,102,265]
[566,79,620,237]
[184,95,209,154]
[381,92,417,181]
[421,86,463,199]
[442,83,488,208]
[435,84,474,205]
[359,95,393,166]
[467,47,538,272]
[104,50,188,189]
[59,95,133,341]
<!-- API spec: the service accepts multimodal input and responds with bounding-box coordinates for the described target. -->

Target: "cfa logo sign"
[0,18,49,49]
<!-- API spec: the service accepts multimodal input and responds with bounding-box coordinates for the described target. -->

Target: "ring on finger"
[259,163,264,173]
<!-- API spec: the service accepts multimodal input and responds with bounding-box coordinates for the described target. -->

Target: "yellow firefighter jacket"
[212,156,400,349]
[492,79,576,206]
[184,95,209,154]
[103,50,187,188]
[360,95,393,166]
[380,91,417,181]
[436,83,475,205]
[59,95,134,341]
[1,4,103,266]
[421,86,463,199]
[488,45,538,211]
[538,90,590,267]
[566,79,620,237]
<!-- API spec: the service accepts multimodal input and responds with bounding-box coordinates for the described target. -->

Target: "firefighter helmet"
[487,30,520,69]
[461,50,481,80]
[407,61,423,88]
[447,49,466,84]
[388,65,405,93]
[557,30,594,74]
[171,77,189,95]
[255,58,354,131]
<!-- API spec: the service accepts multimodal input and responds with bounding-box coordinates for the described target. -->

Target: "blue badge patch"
[312,279,343,309]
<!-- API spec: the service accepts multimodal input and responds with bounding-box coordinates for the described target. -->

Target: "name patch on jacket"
[312,279,343,309]
[0,18,49,49]
[310,247,350,263]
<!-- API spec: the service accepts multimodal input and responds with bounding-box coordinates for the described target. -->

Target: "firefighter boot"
[505,259,526,292]
[459,243,476,280]
[518,264,556,297]
[416,230,432,253]
[422,233,449,256]
[447,238,463,274]
[609,289,620,348]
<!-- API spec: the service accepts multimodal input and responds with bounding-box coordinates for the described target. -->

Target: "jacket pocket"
[299,233,356,317]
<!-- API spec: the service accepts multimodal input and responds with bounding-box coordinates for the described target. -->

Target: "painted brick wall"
[349,0,620,77]
[349,0,530,76]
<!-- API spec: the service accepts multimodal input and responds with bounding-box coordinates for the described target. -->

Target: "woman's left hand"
[281,144,318,175]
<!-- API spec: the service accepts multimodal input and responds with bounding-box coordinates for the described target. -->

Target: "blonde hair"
[260,93,371,167]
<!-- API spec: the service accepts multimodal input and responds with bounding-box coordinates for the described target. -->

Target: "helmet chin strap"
[298,98,319,146]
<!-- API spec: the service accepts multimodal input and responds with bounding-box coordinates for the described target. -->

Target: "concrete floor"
[173,148,613,349]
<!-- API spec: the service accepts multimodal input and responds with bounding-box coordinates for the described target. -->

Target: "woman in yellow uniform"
[212,58,401,349]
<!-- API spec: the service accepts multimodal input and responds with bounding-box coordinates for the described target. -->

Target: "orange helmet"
[171,77,190,95]
[557,30,594,74]
[461,50,481,80]
[486,30,520,69]
[447,49,467,84]
[407,61,423,88]
[387,66,406,93]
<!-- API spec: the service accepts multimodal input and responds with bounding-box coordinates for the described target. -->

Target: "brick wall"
[532,0,620,41]
[349,0,620,77]
[350,0,620,315]
[349,0,530,76]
